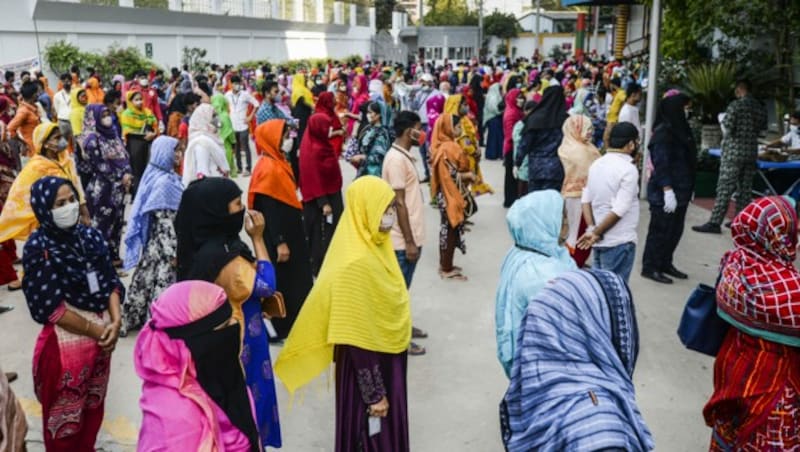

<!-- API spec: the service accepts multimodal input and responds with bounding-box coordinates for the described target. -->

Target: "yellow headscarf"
[444,94,479,158]
[69,88,87,135]
[291,73,314,108]
[274,176,411,395]
[0,123,85,242]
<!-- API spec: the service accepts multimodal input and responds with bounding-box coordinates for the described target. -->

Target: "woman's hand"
[276,243,290,263]
[349,154,366,165]
[98,320,121,353]
[121,174,133,191]
[245,210,266,239]
[144,131,156,141]
[322,204,333,217]
[369,396,389,418]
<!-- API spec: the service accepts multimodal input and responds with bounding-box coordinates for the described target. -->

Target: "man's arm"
[393,188,419,260]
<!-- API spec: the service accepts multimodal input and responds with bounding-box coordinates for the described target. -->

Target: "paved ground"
[0,154,733,451]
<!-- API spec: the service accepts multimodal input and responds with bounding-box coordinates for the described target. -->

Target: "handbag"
[677,267,730,357]
[260,292,286,319]
[447,160,478,218]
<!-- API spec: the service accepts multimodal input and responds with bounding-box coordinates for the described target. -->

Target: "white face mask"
[139,79,149,87]
[100,116,113,127]
[281,138,293,153]
[379,211,396,231]
[51,201,80,229]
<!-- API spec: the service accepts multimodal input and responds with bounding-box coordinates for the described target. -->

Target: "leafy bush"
[685,61,736,124]
[182,47,210,73]
[237,55,363,72]
[44,40,159,81]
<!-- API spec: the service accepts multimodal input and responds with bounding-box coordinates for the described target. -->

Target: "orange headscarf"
[431,114,468,228]
[85,76,105,104]
[248,119,302,210]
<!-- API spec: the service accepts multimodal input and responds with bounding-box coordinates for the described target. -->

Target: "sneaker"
[692,222,722,234]
[241,170,251,177]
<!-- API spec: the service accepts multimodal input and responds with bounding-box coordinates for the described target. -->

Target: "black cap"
[609,122,639,149]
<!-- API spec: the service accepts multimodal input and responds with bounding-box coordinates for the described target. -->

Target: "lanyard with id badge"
[79,238,102,294]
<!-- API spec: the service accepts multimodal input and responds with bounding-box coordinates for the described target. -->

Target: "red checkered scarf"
[718,196,800,335]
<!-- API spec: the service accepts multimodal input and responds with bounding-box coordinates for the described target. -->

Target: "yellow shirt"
[607,90,627,124]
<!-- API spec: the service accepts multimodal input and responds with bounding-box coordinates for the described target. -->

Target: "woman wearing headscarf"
[249,119,314,341]
[703,196,800,450]
[290,72,314,142]
[495,190,576,377]
[175,177,282,449]
[84,76,105,105]
[121,90,157,196]
[122,136,183,335]
[78,104,133,266]
[501,269,654,451]
[299,91,345,276]
[641,93,696,284]
[558,114,601,268]
[182,103,230,186]
[483,83,504,160]
[348,74,370,136]
[22,176,124,451]
[431,114,473,281]
[275,176,412,452]
[502,88,525,207]
[211,93,239,178]
[69,88,88,137]
[166,92,188,138]
[444,94,493,196]
[135,281,260,451]
[347,101,392,178]
[0,119,21,292]
[516,85,568,193]
[0,123,87,244]
[468,73,485,146]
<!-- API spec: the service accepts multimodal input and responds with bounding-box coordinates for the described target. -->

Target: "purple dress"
[335,345,409,452]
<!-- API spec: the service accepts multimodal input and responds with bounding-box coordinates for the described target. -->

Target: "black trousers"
[303,191,344,276]
[234,130,252,172]
[503,151,518,207]
[126,134,151,198]
[642,204,688,273]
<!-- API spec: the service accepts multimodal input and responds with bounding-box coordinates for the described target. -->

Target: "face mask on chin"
[379,211,396,231]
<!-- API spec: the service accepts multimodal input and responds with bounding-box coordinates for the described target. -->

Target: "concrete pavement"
[0,156,731,451]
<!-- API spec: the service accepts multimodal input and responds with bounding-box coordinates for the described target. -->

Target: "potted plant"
[685,61,736,150]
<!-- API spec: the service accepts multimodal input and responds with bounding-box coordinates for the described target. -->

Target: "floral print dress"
[122,210,177,334]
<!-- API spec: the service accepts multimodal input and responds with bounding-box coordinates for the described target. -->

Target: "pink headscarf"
[502,88,524,155]
[135,281,255,452]
[426,93,446,145]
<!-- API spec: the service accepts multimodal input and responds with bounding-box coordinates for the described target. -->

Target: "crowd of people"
[0,51,796,452]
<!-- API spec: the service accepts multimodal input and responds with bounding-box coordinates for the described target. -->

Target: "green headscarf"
[210,94,237,177]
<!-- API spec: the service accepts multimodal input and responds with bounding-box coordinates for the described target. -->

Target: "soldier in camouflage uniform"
[693,80,767,234]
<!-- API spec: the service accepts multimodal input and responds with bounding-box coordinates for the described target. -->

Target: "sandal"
[440,270,468,281]
[7,280,21,292]
[438,266,462,275]
[408,342,426,356]
[412,326,428,339]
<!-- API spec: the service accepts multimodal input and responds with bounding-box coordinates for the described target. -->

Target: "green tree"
[374,0,396,30]
[483,10,520,40]
[422,0,477,25]
[44,40,84,75]
[182,47,209,73]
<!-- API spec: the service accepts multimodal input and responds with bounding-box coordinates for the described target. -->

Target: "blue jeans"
[395,248,422,288]
[593,242,636,283]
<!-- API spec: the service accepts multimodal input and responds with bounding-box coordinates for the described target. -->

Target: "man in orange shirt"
[7,81,41,156]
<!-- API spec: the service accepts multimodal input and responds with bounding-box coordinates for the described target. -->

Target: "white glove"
[512,166,519,179]
[663,189,677,213]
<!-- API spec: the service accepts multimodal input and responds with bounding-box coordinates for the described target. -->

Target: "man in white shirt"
[382,111,428,356]
[618,82,642,134]
[53,73,73,144]
[225,75,259,176]
[577,123,641,283]
[767,110,800,152]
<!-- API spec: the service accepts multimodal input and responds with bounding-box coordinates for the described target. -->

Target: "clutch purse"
[261,292,286,319]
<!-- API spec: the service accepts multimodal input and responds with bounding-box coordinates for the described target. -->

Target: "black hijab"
[174,177,254,282]
[524,85,568,132]
[162,302,260,452]
[469,74,484,105]
[649,93,696,153]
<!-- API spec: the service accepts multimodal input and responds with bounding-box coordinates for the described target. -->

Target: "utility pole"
[592,6,599,53]
[477,0,483,61]
[534,0,541,53]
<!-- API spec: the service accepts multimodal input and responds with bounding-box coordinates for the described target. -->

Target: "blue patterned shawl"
[495,190,576,377]
[500,269,654,452]
[123,136,183,270]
